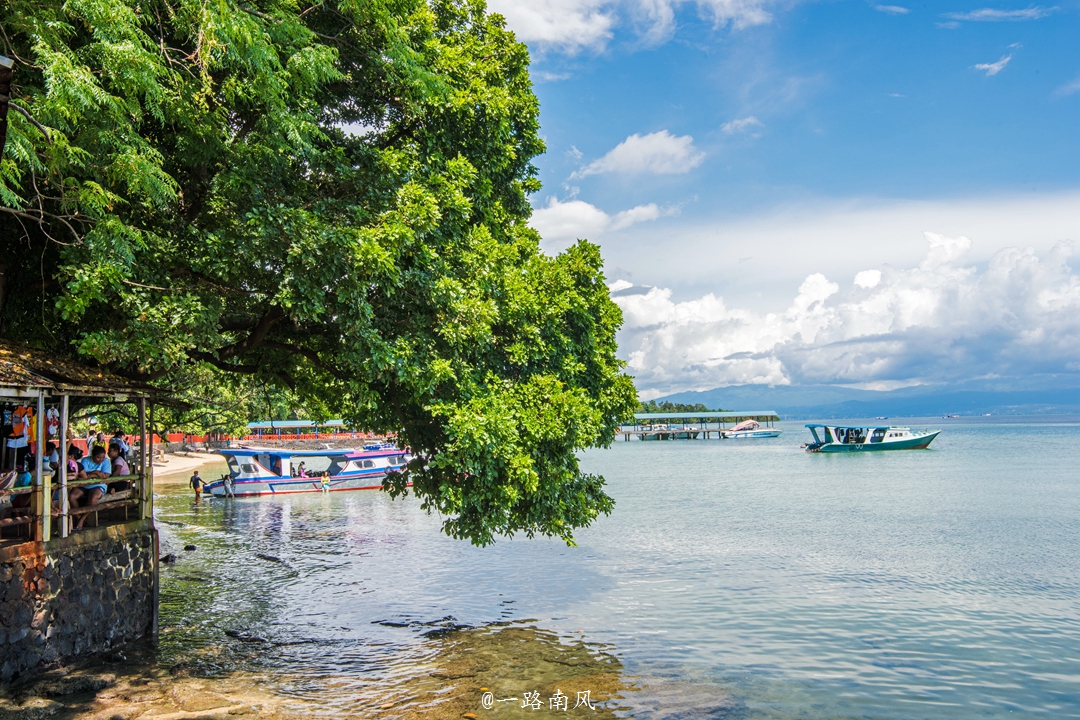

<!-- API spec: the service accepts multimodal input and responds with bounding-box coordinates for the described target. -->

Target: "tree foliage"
[0,0,638,545]
[638,401,722,414]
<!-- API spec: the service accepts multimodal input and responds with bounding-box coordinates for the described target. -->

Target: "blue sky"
[488,1,1080,397]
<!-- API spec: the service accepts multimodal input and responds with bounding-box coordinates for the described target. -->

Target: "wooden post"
[138,398,151,521]
[35,391,49,541]
[58,394,69,538]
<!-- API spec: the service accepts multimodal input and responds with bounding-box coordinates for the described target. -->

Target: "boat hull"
[205,471,393,497]
[810,431,940,453]
[724,429,782,439]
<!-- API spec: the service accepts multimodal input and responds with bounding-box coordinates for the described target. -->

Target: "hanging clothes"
[8,405,34,448]
[46,407,60,437]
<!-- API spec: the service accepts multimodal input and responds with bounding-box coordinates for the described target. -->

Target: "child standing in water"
[321,472,330,492]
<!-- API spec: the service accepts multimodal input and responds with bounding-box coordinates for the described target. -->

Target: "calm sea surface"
[148,417,1080,718]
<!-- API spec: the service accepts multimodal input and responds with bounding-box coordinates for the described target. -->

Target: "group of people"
[3,439,135,531]
[60,440,136,530]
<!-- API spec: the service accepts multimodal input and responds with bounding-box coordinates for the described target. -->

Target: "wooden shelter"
[0,340,156,544]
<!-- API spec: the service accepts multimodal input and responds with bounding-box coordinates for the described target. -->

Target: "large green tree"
[0,0,637,545]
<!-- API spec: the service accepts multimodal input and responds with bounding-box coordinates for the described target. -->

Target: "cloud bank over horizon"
[614,233,1080,398]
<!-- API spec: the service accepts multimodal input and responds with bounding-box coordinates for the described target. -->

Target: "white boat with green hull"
[805,424,940,453]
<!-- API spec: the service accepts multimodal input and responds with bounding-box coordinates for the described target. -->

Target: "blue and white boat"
[204,445,411,497]
[804,424,939,453]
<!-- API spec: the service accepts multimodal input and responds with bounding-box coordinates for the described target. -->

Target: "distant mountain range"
[657,377,1080,419]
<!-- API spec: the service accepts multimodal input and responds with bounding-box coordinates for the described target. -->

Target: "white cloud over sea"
[615,233,1080,398]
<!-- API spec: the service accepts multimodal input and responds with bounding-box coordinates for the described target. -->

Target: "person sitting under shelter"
[44,441,59,475]
[107,442,133,493]
[111,430,129,458]
[6,461,34,514]
[70,445,111,530]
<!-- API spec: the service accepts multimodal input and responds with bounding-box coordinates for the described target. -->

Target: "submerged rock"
[0,696,64,719]
[29,672,115,697]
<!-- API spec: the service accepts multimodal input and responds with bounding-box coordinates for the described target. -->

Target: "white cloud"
[943,7,1056,21]
[534,70,573,82]
[530,197,669,245]
[1056,75,1080,96]
[974,55,1011,76]
[488,0,774,53]
[575,130,705,177]
[616,233,1080,396]
[854,269,881,288]
[874,5,910,14]
[487,0,614,53]
[695,0,773,29]
[720,116,764,134]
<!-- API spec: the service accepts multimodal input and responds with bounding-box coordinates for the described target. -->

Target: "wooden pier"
[620,411,780,441]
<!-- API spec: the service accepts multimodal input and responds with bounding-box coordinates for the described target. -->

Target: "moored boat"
[204,445,410,496]
[722,419,782,439]
[804,424,939,453]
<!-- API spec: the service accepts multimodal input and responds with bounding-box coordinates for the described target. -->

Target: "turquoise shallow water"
[153,417,1080,718]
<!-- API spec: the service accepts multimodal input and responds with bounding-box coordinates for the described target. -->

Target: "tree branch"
[187,352,260,374]
[0,206,81,245]
[262,340,349,380]
[212,306,285,361]
[8,102,52,143]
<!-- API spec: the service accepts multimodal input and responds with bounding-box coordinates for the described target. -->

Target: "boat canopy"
[226,447,350,458]
[226,446,400,459]
[805,423,890,431]
[729,419,760,432]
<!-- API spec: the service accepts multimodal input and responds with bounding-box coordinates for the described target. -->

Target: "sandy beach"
[152,452,229,486]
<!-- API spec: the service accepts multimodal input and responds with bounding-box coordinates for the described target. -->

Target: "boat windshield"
[290,454,349,477]
[224,455,259,477]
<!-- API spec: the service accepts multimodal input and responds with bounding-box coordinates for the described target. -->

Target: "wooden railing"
[0,473,146,540]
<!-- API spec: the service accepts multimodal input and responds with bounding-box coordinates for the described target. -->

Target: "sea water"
[147,417,1080,718]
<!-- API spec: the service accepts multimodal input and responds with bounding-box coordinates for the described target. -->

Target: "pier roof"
[632,411,780,421]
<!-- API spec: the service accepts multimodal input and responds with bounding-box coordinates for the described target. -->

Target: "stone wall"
[0,521,157,685]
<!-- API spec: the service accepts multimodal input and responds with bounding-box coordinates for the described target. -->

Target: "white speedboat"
[722,419,782,439]
[804,424,939,453]
[204,445,410,496]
